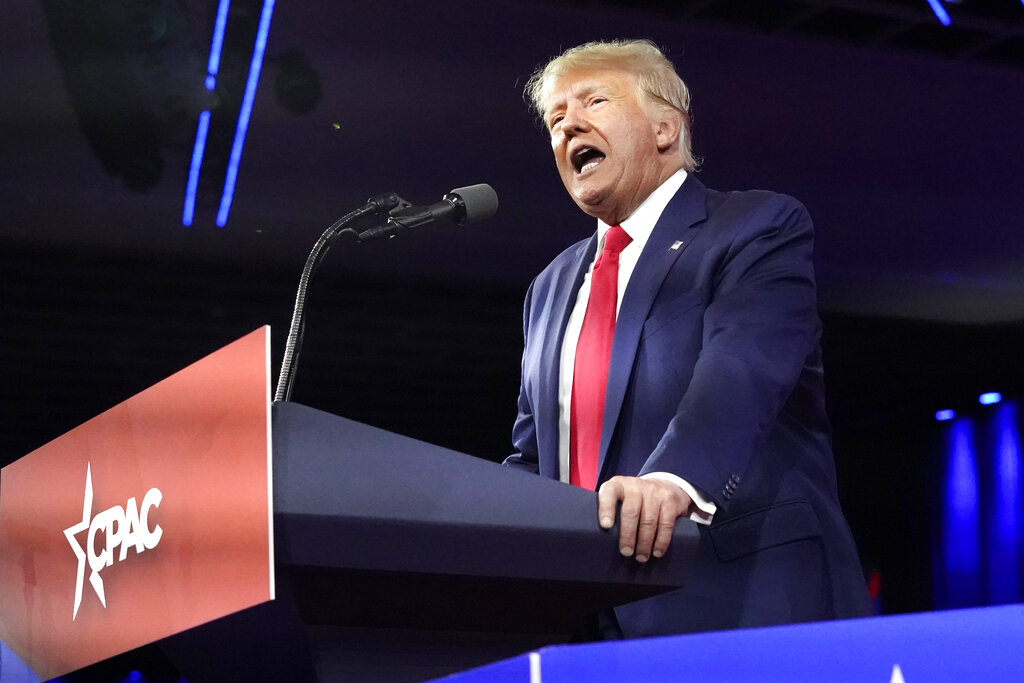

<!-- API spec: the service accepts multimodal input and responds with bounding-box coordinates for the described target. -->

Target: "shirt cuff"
[641,472,717,526]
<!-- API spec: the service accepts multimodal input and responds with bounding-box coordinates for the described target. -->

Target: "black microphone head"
[447,184,498,225]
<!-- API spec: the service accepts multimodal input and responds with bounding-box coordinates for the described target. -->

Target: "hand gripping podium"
[0,329,699,682]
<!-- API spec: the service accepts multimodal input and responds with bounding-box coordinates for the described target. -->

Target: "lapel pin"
[670,240,684,250]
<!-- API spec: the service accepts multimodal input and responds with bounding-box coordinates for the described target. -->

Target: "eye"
[590,96,607,106]
[549,114,564,130]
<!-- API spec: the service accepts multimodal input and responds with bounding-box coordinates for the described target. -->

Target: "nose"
[559,101,590,136]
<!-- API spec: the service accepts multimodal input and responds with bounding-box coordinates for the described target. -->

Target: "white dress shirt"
[557,169,716,525]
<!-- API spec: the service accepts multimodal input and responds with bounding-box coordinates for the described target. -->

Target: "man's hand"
[598,476,693,562]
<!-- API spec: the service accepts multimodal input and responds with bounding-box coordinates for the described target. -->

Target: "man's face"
[544,69,672,225]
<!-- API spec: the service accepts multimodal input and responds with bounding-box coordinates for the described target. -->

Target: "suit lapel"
[598,177,709,477]
[538,234,597,481]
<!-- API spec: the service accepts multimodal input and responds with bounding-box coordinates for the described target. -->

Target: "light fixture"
[181,0,278,228]
[182,110,211,227]
[182,1,232,226]
[925,0,952,26]
[216,0,277,227]
[206,0,232,91]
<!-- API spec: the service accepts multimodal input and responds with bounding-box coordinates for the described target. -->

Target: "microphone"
[356,183,498,243]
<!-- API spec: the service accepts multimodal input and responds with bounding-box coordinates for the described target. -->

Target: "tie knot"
[603,225,632,255]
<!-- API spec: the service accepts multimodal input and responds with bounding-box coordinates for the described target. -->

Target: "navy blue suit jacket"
[506,176,871,636]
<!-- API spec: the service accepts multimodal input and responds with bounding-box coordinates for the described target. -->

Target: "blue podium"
[434,603,1024,682]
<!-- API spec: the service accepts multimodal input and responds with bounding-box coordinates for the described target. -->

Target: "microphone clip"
[356,194,440,243]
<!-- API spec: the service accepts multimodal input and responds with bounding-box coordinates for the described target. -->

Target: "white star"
[63,463,94,620]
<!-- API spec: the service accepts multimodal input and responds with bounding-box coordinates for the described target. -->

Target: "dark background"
[3,0,1023,617]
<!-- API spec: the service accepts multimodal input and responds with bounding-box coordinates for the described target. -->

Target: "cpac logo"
[63,463,163,620]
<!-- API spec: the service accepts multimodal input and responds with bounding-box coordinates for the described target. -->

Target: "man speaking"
[504,39,871,637]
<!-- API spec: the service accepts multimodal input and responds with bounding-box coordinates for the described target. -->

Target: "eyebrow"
[546,82,610,120]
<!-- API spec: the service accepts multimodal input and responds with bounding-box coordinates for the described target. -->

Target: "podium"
[160,401,700,682]
[0,330,699,682]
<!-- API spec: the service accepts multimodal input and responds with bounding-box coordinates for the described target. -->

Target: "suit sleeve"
[637,195,821,511]
[504,278,541,475]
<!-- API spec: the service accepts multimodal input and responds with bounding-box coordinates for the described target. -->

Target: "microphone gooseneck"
[275,183,498,403]
[274,192,400,402]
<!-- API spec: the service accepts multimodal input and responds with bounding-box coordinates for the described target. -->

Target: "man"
[504,39,871,637]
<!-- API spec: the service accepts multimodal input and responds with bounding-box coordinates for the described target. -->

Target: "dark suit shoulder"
[700,186,813,244]
[705,187,810,222]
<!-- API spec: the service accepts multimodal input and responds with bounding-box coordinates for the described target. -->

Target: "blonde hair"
[525,39,698,171]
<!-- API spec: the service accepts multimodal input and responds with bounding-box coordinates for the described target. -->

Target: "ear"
[654,112,682,154]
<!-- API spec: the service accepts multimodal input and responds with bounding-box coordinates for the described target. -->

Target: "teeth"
[573,146,602,174]
[573,147,593,171]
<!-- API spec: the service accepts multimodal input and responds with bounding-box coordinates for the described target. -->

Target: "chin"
[571,183,607,209]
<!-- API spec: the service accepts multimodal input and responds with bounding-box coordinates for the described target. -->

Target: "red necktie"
[570,225,632,489]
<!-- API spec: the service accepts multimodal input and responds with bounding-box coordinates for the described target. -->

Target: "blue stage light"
[183,0,231,225]
[207,0,232,79]
[989,402,1021,603]
[182,110,212,226]
[216,0,277,227]
[936,409,956,421]
[128,671,142,682]
[925,0,952,26]
[980,392,1003,406]
[942,418,981,607]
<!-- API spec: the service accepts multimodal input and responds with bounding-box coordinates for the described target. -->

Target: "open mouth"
[572,146,606,175]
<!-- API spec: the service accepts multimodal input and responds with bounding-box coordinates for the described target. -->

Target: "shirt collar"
[596,169,688,247]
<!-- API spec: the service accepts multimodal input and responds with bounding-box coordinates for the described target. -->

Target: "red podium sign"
[0,327,274,679]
